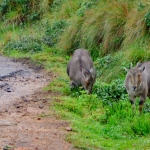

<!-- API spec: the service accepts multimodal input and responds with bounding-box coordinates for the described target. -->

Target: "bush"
[0,0,53,25]
[93,78,127,106]
[77,0,98,17]
[4,36,42,53]
[42,20,68,47]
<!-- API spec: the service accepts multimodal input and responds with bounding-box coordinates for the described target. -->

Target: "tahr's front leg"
[129,96,136,112]
[139,94,146,114]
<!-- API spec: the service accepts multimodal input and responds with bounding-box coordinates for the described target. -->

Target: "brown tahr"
[124,62,150,114]
[67,49,96,94]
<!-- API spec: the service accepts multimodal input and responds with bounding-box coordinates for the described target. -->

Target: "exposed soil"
[0,56,75,150]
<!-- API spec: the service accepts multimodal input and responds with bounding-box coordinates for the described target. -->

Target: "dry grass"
[102,1,130,54]
[57,16,84,53]
[123,8,149,47]
[51,0,80,20]
[56,0,150,56]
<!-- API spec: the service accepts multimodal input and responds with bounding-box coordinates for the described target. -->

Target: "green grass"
[53,90,150,150]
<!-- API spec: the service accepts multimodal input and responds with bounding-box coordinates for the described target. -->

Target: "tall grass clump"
[101,1,130,54]
[57,0,99,54]
[58,16,84,53]
[57,0,150,57]
[123,1,150,48]
[124,44,150,64]
[58,1,132,55]
[0,0,53,25]
[50,0,80,20]
[80,5,106,52]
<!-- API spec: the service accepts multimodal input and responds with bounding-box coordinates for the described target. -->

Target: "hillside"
[0,0,150,149]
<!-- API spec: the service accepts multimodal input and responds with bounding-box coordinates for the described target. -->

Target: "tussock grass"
[80,6,105,51]
[102,1,130,54]
[123,5,150,47]
[57,0,149,56]
[125,46,150,63]
[50,0,80,20]
[57,16,84,53]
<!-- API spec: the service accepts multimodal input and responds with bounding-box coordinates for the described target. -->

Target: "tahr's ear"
[136,62,142,67]
[140,66,145,72]
[82,68,90,80]
[90,67,96,79]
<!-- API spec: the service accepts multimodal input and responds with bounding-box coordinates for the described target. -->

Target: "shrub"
[57,0,99,54]
[77,0,98,17]
[4,36,42,53]
[42,20,68,47]
[94,53,128,82]
[93,78,127,106]
[0,0,53,25]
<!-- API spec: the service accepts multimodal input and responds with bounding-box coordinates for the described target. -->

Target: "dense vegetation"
[0,0,150,149]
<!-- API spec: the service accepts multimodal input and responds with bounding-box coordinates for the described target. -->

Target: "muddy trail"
[0,56,75,150]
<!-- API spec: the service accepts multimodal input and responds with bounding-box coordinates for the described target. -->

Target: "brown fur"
[124,62,150,114]
[67,49,96,94]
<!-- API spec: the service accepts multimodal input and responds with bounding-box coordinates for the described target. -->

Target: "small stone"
[39,105,44,109]
[65,127,72,131]
[36,75,40,78]
[16,105,20,108]
[32,99,38,102]
[6,88,11,92]
[21,96,28,102]
[37,118,41,120]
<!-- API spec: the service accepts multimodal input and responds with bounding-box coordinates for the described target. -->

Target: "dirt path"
[0,56,75,150]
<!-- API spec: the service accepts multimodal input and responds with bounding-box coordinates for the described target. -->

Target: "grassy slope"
[0,0,150,149]
[7,48,150,150]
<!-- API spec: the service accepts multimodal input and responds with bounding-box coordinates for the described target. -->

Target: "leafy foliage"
[0,0,53,25]
[145,9,150,28]
[4,36,42,53]
[42,20,68,47]
[93,79,127,106]
[77,0,98,17]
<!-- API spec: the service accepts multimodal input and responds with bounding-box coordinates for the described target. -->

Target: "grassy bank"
[6,48,150,150]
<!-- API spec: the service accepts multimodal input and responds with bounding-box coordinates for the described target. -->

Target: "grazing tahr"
[124,62,150,114]
[67,49,96,94]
